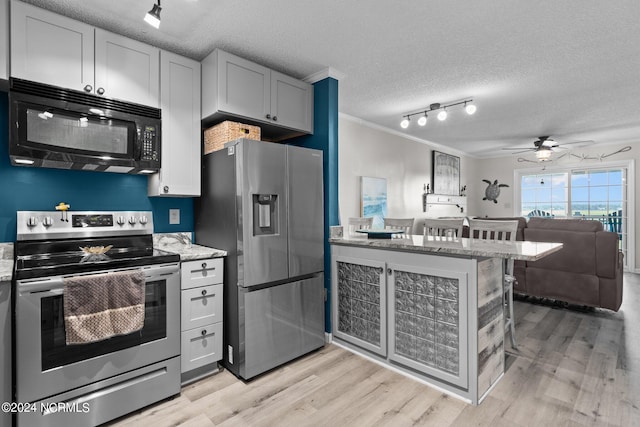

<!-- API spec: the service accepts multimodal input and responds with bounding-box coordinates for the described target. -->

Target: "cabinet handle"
[97,87,105,95]
[163,186,169,193]
[272,116,278,121]
[266,114,271,119]
[201,262,207,269]
[201,329,207,336]
[387,268,393,275]
[201,289,207,296]
[84,84,93,92]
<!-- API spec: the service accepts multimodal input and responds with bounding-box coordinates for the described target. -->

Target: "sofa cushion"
[524,227,597,275]
[527,217,604,232]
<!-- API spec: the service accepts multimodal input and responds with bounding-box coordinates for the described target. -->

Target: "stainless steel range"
[13,211,181,427]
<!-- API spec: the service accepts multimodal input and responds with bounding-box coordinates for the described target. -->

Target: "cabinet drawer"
[181,322,223,373]
[181,284,223,330]
[181,258,223,289]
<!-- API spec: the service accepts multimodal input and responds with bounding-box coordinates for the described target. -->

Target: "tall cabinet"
[148,51,201,197]
[10,0,159,107]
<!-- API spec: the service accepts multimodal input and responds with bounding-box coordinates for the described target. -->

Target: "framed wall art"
[360,176,387,228]
[432,151,460,195]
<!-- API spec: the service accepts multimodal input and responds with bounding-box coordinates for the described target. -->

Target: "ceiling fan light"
[535,149,552,162]
[465,103,476,115]
[400,117,410,129]
[417,114,427,126]
[144,3,161,28]
[437,110,447,121]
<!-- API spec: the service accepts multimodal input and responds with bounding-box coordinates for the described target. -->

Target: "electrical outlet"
[169,209,180,225]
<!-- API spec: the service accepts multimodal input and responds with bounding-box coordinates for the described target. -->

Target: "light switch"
[169,209,180,225]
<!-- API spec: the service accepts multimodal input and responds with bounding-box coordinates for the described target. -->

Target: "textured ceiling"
[22,0,640,158]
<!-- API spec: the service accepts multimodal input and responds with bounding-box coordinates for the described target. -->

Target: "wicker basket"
[204,121,261,154]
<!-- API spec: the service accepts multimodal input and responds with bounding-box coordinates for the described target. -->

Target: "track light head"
[400,117,410,129]
[144,1,162,28]
[437,109,447,121]
[417,113,428,126]
[465,102,476,115]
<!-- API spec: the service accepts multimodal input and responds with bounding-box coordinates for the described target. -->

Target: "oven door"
[15,263,180,403]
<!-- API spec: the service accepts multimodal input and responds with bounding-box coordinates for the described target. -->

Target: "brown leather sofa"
[478,217,624,311]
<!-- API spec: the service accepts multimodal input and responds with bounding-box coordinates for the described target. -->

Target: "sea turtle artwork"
[482,179,509,203]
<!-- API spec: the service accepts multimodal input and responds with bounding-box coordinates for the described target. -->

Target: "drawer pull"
[201,262,207,269]
[201,289,207,296]
[201,329,207,336]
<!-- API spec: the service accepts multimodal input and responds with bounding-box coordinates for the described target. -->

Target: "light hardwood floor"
[109,273,640,427]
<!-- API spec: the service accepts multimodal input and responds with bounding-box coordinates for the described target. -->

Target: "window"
[518,165,630,268]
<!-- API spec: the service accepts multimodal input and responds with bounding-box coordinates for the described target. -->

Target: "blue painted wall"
[0,92,194,242]
[291,77,339,333]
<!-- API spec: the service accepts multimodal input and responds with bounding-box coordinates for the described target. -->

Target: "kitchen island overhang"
[329,235,562,404]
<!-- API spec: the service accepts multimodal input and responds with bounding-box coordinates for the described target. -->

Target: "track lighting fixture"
[400,99,475,129]
[144,0,162,29]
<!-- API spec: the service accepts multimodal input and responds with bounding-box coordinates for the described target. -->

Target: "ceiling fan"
[503,136,594,162]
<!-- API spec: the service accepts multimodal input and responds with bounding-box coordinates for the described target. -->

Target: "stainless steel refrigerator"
[195,138,325,380]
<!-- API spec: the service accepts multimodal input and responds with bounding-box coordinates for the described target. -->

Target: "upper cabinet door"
[271,71,313,133]
[148,51,201,197]
[0,0,9,81]
[94,29,159,107]
[217,49,270,121]
[10,0,94,91]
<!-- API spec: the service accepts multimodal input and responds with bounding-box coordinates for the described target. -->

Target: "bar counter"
[329,234,561,405]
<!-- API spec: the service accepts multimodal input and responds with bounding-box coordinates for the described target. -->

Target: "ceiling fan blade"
[561,140,595,146]
[511,148,536,154]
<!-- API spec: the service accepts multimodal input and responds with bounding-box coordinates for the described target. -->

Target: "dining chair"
[383,217,414,235]
[347,217,373,236]
[423,218,464,238]
[468,219,519,349]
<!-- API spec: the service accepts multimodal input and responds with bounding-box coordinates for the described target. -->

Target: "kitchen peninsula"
[329,234,562,404]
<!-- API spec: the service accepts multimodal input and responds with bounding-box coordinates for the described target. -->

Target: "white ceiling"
[22,0,640,158]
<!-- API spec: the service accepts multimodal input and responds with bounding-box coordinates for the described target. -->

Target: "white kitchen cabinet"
[0,281,11,427]
[202,49,313,135]
[94,29,159,107]
[0,0,9,82]
[180,258,224,384]
[11,0,94,91]
[149,51,201,196]
[10,0,159,107]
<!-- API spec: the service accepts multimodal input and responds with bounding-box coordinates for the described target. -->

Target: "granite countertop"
[153,233,226,261]
[329,234,563,261]
[0,243,14,282]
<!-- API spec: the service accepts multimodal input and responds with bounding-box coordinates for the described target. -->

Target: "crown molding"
[339,113,475,159]
[304,67,347,84]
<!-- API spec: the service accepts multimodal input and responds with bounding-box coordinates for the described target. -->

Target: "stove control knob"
[27,216,38,228]
[117,216,126,226]
[139,215,148,225]
[129,216,137,225]
[42,216,53,227]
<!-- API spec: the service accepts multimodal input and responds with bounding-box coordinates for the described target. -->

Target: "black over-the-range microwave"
[8,78,162,174]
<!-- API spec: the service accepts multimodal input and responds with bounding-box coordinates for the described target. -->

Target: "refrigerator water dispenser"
[253,194,278,235]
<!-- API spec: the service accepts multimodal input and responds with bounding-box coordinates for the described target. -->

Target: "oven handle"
[16,263,179,294]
